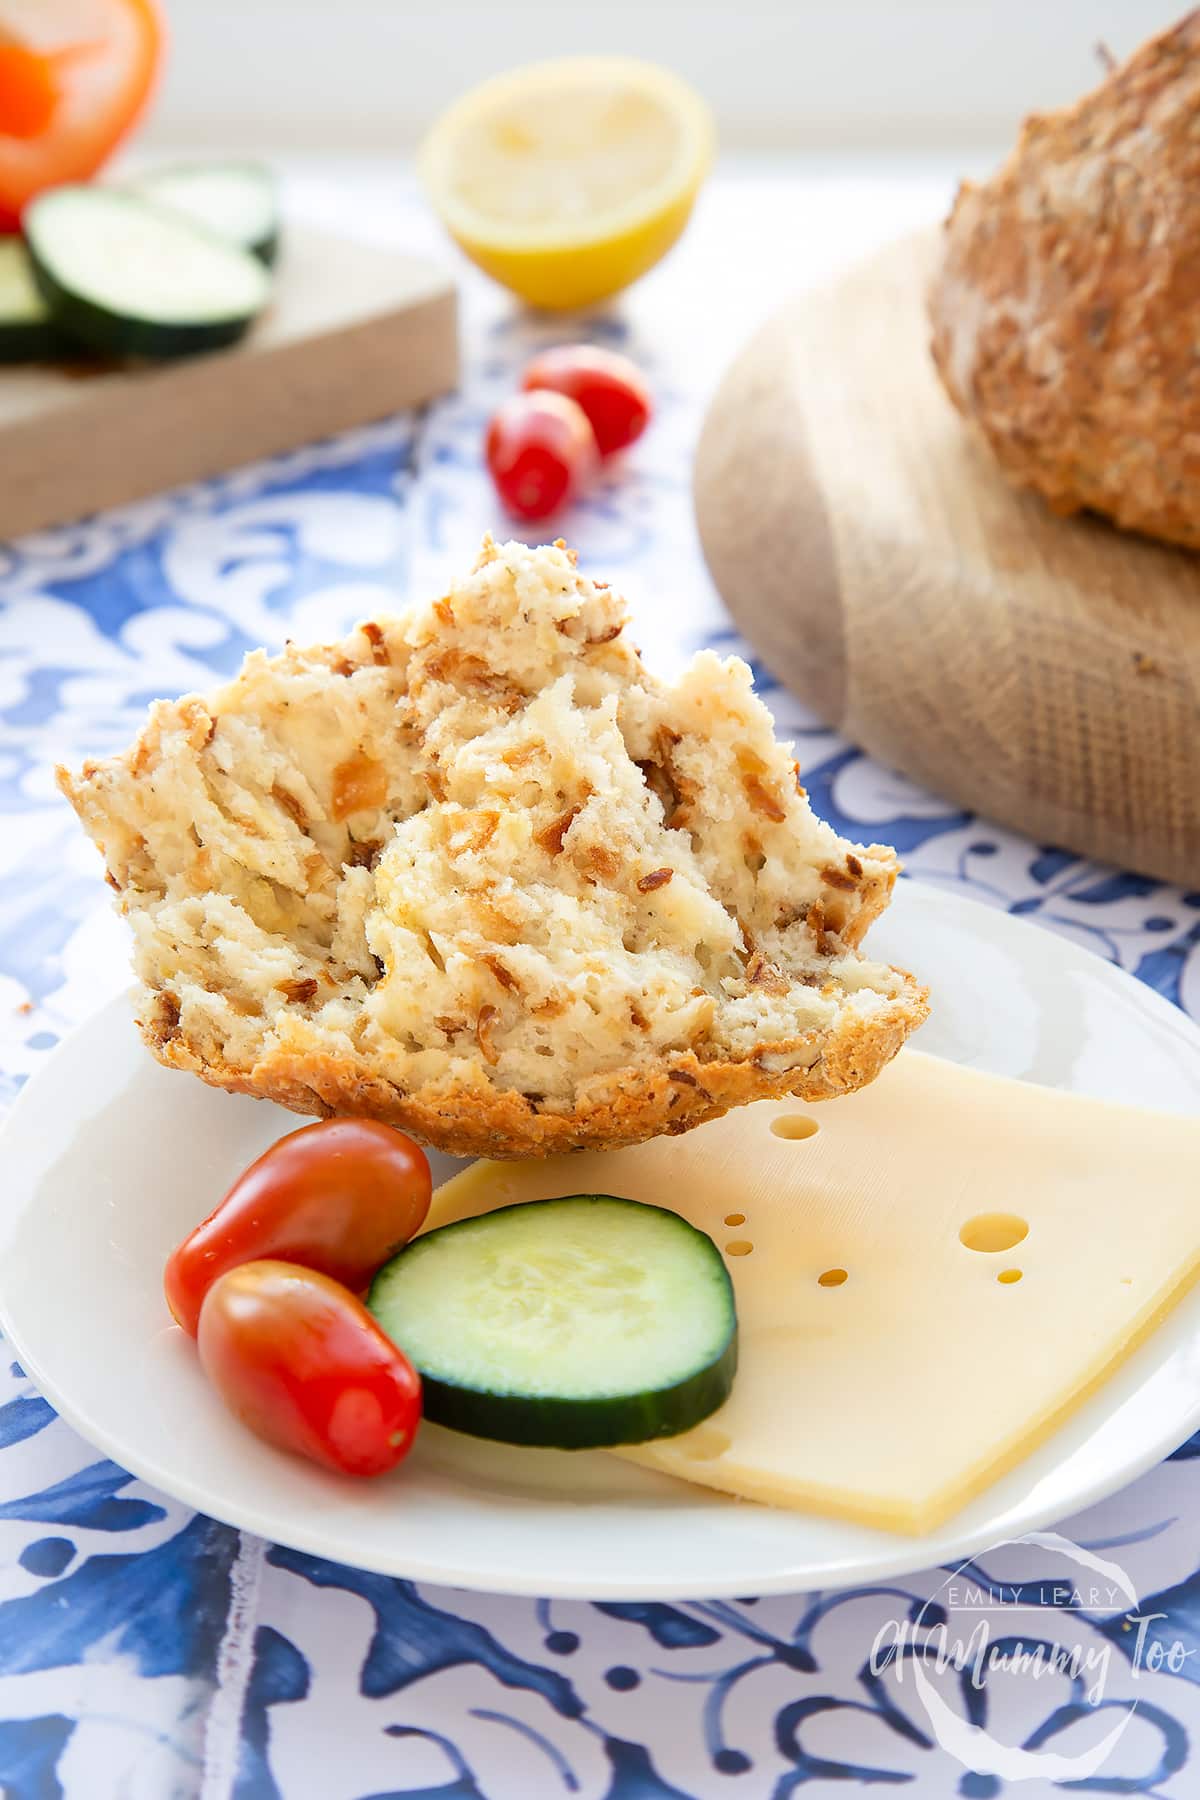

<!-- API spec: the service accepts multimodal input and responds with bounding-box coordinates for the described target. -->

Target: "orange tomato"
[0,1,165,231]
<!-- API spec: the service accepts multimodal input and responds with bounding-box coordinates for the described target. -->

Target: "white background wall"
[148,0,1185,151]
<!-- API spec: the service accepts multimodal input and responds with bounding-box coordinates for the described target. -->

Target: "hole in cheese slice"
[426,1049,1200,1534]
[960,1211,1029,1253]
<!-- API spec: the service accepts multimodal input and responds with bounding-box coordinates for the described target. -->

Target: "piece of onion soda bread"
[59,537,927,1158]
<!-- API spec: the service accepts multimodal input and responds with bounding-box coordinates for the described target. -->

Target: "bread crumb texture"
[929,12,1200,550]
[60,538,927,1156]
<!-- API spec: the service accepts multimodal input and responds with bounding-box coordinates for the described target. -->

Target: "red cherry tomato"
[165,1119,431,1338]
[198,1260,422,1476]
[521,347,652,457]
[485,388,598,522]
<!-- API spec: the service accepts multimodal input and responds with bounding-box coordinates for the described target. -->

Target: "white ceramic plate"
[2,880,1200,1599]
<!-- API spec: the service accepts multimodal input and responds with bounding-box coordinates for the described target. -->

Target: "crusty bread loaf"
[60,537,927,1157]
[929,12,1200,550]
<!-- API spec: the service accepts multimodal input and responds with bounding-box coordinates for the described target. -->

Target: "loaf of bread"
[60,538,926,1157]
[929,12,1200,550]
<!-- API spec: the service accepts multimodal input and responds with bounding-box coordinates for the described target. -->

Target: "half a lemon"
[420,57,714,310]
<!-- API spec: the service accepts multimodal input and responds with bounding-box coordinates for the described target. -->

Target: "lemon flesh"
[421,57,714,309]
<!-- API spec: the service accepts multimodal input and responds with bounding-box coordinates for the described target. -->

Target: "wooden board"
[0,226,457,541]
[694,229,1200,887]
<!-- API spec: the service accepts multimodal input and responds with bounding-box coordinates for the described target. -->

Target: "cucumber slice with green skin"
[24,187,271,360]
[368,1195,738,1450]
[0,237,65,361]
[126,162,281,266]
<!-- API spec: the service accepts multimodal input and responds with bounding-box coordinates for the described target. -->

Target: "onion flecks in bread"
[59,538,927,1157]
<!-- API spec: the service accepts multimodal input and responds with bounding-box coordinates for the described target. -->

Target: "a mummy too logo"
[870,1532,1192,1780]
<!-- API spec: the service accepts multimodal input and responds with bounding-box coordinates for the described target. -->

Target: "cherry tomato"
[522,346,652,457]
[198,1261,421,1477]
[485,388,598,522]
[165,1119,431,1338]
[0,2,165,232]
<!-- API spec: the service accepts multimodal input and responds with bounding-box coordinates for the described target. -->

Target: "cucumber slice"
[368,1195,737,1449]
[0,237,63,361]
[24,187,271,360]
[126,162,281,266]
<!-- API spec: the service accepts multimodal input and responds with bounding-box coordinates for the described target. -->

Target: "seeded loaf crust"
[60,537,927,1157]
[929,13,1200,550]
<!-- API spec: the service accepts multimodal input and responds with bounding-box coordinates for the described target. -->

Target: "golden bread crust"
[138,972,926,1159]
[929,13,1200,549]
[61,537,927,1158]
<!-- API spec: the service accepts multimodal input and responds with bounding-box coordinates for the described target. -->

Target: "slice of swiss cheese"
[428,1050,1200,1533]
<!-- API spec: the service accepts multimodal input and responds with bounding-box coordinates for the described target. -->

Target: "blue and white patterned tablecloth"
[3,164,1200,1799]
